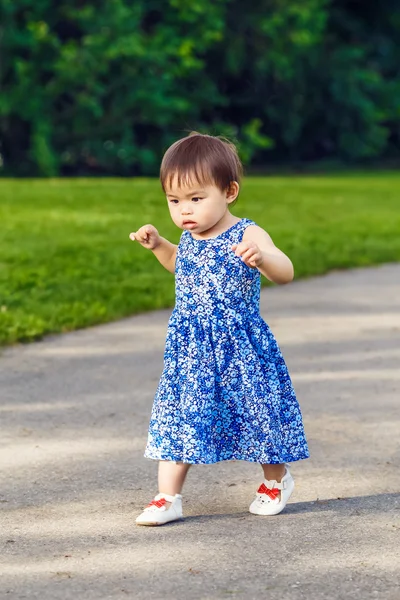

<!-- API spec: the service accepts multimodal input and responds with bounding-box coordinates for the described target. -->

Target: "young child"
[130,132,309,526]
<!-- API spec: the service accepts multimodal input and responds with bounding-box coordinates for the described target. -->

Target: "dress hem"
[144,451,310,465]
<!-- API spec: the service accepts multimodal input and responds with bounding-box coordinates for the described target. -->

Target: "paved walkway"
[1,264,400,600]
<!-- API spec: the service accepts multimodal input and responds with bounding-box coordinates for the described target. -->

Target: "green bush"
[1,1,399,176]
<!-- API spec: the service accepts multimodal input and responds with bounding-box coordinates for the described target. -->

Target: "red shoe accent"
[257,483,280,500]
[146,498,167,509]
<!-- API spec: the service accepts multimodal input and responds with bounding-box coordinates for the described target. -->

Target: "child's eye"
[192,197,202,202]
[169,199,179,204]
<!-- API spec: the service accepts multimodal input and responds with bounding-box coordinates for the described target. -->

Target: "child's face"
[165,178,237,237]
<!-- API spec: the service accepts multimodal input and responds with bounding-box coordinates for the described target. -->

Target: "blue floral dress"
[144,218,309,464]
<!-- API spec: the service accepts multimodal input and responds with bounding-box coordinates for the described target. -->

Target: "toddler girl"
[130,133,309,525]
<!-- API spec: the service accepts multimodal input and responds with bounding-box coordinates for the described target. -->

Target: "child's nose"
[181,204,193,215]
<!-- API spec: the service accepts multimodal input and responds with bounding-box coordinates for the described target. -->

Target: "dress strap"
[231,218,257,244]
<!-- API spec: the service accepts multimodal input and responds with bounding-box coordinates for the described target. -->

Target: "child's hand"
[129,225,161,250]
[231,241,263,268]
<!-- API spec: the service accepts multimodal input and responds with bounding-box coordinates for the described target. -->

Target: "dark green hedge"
[1,0,399,176]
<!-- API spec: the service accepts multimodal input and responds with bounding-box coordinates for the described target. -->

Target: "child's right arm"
[129,225,177,274]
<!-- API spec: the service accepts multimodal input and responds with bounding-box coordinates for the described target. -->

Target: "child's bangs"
[163,164,215,192]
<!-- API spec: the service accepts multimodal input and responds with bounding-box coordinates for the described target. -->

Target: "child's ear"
[226,181,239,203]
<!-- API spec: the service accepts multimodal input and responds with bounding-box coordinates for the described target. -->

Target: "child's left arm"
[231,225,294,284]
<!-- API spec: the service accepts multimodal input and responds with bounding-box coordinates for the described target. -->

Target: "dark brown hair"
[160,132,243,192]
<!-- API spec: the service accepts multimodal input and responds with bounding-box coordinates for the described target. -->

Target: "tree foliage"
[0,0,399,175]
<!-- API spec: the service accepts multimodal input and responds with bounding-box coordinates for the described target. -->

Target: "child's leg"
[136,461,190,525]
[261,463,285,482]
[158,460,191,500]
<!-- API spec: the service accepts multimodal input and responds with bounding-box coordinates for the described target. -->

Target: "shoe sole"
[135,517,184,526]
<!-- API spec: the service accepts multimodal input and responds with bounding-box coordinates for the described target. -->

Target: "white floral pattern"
[144,219,309,464]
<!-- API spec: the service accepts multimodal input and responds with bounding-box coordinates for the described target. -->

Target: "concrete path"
[1,264,400,600]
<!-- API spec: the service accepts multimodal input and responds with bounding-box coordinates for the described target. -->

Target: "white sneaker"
[249,466,295,516]
[135,493,183,526]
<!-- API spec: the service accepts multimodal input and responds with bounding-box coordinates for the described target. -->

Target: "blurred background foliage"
[1,0,399,176]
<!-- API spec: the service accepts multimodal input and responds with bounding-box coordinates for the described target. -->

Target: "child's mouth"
[183,221,197,228]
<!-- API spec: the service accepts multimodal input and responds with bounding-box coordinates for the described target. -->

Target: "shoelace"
[146,498,167,509]
[257,483,280,501]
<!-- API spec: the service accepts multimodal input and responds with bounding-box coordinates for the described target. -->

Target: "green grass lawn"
[1,173,400,346]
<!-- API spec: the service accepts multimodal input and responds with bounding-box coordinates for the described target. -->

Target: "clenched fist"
[231,241,263,268]
[129,225,161,250]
